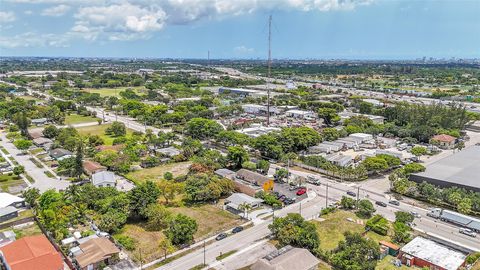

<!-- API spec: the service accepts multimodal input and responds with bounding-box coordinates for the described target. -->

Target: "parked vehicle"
[459,228,477,237]
[278,195,287,202]
[296,188,307,196]
[347,191,356,197]
[427,208,480,232]
[307,176,321,185]
[284,198,295,205]
[375,201,387,207]
[410,211,421,218]
[215,233,227,241]
[388,200,400,206]
[289,185,299,191]
[232,226,243,234]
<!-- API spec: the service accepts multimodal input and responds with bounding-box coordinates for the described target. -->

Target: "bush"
[366,215,389,236]
[114,235,136,251]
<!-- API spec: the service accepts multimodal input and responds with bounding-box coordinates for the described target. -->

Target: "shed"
[379,241,400,256]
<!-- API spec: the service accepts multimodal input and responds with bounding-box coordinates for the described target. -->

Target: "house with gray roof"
[91,171,116,188]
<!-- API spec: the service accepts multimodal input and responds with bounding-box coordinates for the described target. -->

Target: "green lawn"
[314,210,391,251]
[81,86,145,97]
[0,174,26,193]
[65,114,99,125]
[76,123,134,145]
[125,162,191,184]
[376,255,411,270]
[170,204,243,239]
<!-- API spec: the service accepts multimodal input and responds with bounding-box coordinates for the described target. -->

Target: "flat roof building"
[399,237,467,270]
[410,146,480,192]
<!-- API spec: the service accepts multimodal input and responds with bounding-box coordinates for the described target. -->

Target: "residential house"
[214,168,236,179]
[28,128,44,140]
[235,169,274,192]
[224,193,263,212]
[0,193,25,208]
[431,134,456,149]
[0,231,16,247]
[49,148,73,161]
[33,137,53,147]
[91,171,116,188]
[251,246,320,270]
[0,206,19,223]
[83,160,106,176]
[155,146,181,158]
[0,235,63,270]
[74,238,120,270]
[31,118,48,126]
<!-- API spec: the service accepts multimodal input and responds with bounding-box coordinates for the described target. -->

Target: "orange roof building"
[0,235,63,270]
[82,160,106,176]
[431,134,456,149]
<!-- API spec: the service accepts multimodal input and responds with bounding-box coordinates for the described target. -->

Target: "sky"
[0,0,479,59]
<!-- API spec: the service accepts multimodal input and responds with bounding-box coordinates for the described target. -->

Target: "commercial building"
[0,235,63,270]
[399,237,467,270]
[410,146,480,192]
[224,193,263,212]
[285,109,317,120]
[235,169,274,192]
[238,125,281,138]
[251,245,319,270]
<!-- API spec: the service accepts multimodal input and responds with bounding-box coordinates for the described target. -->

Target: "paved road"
[282,165,480,251]
[155,193,323,270]
[0,132,70,192]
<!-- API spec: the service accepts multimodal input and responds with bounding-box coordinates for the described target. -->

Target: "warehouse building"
[410,146,480,192]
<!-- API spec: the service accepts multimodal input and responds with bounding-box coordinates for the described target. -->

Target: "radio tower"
[267,15,272,127]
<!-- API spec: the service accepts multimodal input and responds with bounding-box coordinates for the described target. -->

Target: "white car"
[459,228,477,238]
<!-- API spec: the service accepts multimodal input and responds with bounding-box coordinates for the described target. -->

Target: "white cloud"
[0,32,69,48]
[0,11,16,23]
[24,10,33,15]
[41,4,71,16]
[2,0,373,45]
[234,45,255,54]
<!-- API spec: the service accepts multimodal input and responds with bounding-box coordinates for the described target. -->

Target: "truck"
[427,208,480,232]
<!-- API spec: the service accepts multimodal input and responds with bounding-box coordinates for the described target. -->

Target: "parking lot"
[273,182,308,205]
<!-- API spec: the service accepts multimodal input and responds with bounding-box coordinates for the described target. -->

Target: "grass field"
[0,174,26,193]
[314,210,391,251]
[170,204,243,239]
[376,255,411,270]
[126,162,191,184]
[81,86,145,97]
[114,223,168,263]
[76,123,134,145]
[65,114,99,125]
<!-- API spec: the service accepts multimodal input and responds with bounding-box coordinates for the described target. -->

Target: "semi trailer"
[427,208,480,232]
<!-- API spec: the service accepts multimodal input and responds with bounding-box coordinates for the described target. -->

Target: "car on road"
[459,228,477,238]
[215,233,228,241]
[232,226,243,234]
[388,200,400,206]
[410,211,421,218]
[346,191,356,197]
[278,195,286,202]
[375,201,387,207]
[296,188,307,196]
[284,197,296,205]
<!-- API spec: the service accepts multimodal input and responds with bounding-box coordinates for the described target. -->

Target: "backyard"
[76,123,134,145]
[314,210,391,251]
[64,114,99,125]
[0,173,27,194]
[125,161,192,184]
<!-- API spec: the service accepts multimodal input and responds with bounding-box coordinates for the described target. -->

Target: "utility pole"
[203,241,206,266]
[299,202,302,216]
[266,14,272,127]
[325,183,329,208]
[356,186,360,208]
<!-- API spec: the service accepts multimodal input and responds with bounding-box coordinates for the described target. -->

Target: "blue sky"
[0,0,479,59]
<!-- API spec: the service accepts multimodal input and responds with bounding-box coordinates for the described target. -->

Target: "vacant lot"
[126,162,191,184]
[65,114,99,125]
[314,210,391,251]
[170,204,243,239]
[0,174,27,194]
[76,123,133,145]
[114,223,168,263]
[81,87,145,97]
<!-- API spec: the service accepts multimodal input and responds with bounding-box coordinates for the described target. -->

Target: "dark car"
[215,233,227,241]
[278,195,287,202]
[284,197,296,205]
[347,191,356,197]
[232,226,243,234]
[375,201,387,207]
[388,200,400,206]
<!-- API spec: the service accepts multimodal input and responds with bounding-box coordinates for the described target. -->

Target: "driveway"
[0,132,70,193]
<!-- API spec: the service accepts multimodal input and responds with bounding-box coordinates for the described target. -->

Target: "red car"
[296,188,307,196]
